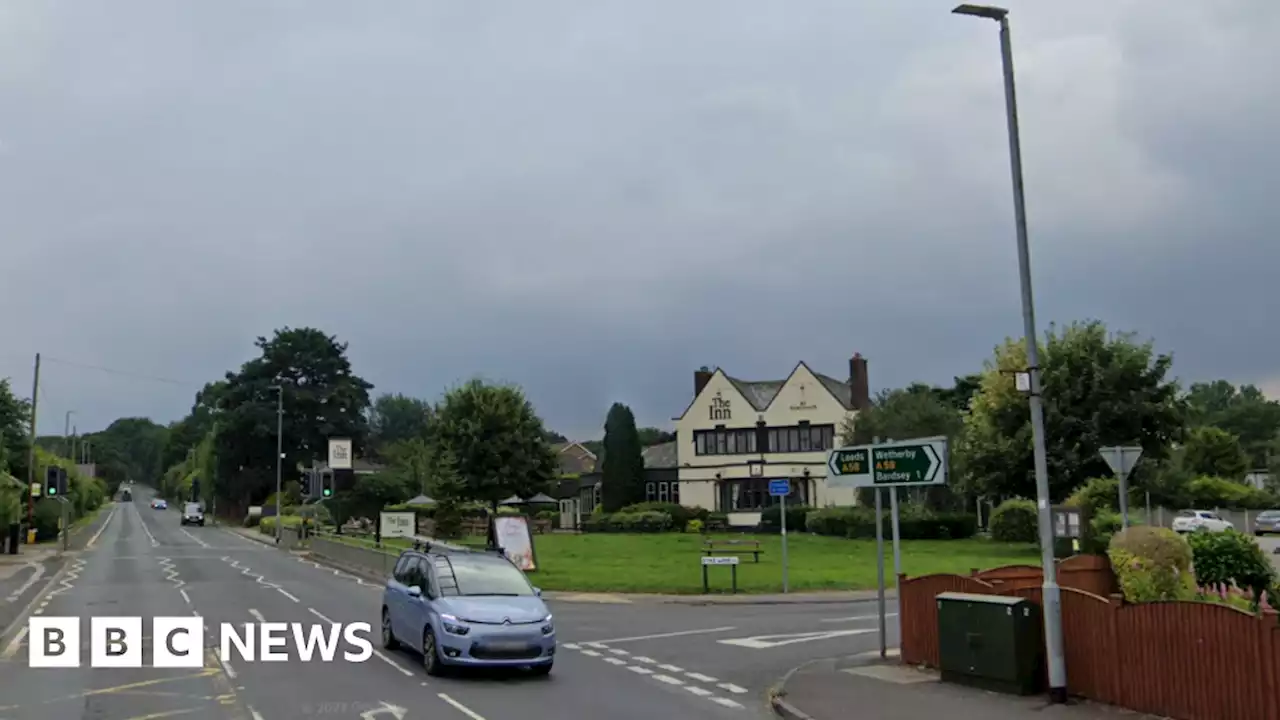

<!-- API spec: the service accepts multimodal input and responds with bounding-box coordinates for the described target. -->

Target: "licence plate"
[488,641,526,651]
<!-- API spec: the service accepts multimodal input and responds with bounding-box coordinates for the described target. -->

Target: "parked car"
[1253,510,1280,536]
[1171,509,1233,534]
[381,545,554,677]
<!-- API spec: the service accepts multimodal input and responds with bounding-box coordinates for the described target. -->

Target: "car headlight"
[439,614,470,636]
[540,614,554,635]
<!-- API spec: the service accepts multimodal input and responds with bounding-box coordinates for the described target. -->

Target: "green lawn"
[517,533,1037,594]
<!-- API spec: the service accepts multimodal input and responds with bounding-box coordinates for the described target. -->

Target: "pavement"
[0,488,904,720]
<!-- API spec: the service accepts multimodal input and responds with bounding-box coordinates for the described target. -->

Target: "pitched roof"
[724,362,856,412]
[550,442,598,474]
[641,441,678,469]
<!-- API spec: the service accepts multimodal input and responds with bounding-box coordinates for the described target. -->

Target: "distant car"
[181,502,205,526]
[120,489,132,502]
[1253,510,1280,536]
[381,546,554,677]
[1172,509,1233,534]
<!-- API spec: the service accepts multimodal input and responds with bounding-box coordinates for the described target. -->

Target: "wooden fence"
[899,555,1280,720]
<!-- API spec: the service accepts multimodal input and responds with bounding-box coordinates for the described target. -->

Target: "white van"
[181,502,205,527]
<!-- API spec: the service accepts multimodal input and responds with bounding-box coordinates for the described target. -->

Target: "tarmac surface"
[0,487,902,720]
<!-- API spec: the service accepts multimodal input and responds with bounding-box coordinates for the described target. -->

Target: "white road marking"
[180,528,210,548]
[658,663,683,673]
[138,510,160,547]
[627,666,653,675]
[276,588,300,603]
[608,648,629,656]
[584,626,736,645]
[221,658,239,679]
[438,693,487,720]
[686,672,717,683]
[373,649,414,677]
[685,686,713,697]
[249,708,265,720]
[562,643,581,650]
[652,674,684,686]
[307,608,333,623]
[585,642,606,649]
[711,697,744,709]
[820,613,897,623]
[85,506,116,549]
[249,609,266,623]
[2,626,28,659]
[580,649,601,657]
[604,657,627,666]
[180,589,191,604]
[7,563,44,603]
[718,628,878,649]
[717,682,748,694]
[632,656,658,664]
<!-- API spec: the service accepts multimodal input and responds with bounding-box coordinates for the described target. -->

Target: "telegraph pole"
[26,354,40,537]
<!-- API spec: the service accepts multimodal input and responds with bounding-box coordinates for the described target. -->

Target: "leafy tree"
[542,429,568,443]
[342,472,411,523]
[1181,426,1249,480]
[0,379,31,482]
[841,387,964,509]
[204,328,373,512]
[1185,381,1280,469]
[637,427,676,447]
[84,417,168,492]
[367,394,434,460]
[958,321,1186,502]
[428,446,466,538]
[601,403,644,511]
[383,437,434,496]
[432,379,557,509]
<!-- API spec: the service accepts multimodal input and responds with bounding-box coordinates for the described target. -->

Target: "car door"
[406,562,437,642]
[387,554,414,641]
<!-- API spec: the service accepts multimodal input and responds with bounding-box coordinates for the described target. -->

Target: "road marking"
[603,657,627,666]
[179,589,191,604]
[633,656,658,664]
[373,650,414,676]
[250,609,266,623]
[718,628,878,649]
[6,563,45,603]
[180,529,210,548]
[249,708,265,720]
[438,693,487,720]
[276,588,300,603]
[658,663,683,673]
[652,674,683,686]
[627,666,653,675]
[686,672,717,683]
[120,708,201,719]
[585,642,606,649]
[820,613,897,623]
[562,643,580,650]
[139,510,160,547]
[580,649,601,657]
[584,626,736,645]
[2,626,28,659]
[307,607,331,623]
[717,682,748,694]
[86,506,117,549]
[608,648,629,656]
[685,686,712,697]
[220,658,238,679]
[711,697,744,709]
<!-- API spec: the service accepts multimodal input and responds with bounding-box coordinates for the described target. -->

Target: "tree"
[367,394,434,460]
[601,403,645,511]
[205,328,373,511]
[637,427,676,447]
[428,446,466,538]
[85,417,169,491]
[383,437,434,496]
[1185,381,1280,469]
[1182,426,1249,480]
[431,379,557,509]
[0,378,31,481]
[958,321,1186,502]
[842,387,965,509]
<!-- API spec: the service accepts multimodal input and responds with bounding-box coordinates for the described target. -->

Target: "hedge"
[804,507,977,540]
[581,511,674,533]
[990,499,1038,543]
[618,502,708,529]
[758,504,814,534]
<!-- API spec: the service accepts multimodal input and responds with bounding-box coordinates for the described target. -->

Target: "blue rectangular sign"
[768,479,791,497]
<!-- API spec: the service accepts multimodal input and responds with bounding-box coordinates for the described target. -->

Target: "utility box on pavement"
[936,592,1044,695]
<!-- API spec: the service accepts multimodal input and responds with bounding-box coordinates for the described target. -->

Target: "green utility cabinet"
[936,591,1044,695]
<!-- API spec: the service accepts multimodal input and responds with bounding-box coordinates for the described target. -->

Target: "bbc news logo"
[28,617,373,668]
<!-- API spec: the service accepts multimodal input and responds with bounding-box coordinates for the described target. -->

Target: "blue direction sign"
[768,479,791,497]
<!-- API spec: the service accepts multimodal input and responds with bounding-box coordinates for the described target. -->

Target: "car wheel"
[380,608,399,650]
[421,627,443,676]
[529,662,553,677]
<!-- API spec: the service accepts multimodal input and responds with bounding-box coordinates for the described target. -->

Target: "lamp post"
[269,384,285,543]
[952,4,1066,704]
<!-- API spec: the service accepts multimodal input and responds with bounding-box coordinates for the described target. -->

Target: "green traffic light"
[323,489,332,497]
[47,487,55,495]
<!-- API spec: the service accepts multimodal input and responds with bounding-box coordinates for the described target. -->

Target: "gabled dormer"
[674,367,753,428]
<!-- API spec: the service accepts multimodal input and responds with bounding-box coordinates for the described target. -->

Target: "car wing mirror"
[406,585,423,598]
[532,586,542,597]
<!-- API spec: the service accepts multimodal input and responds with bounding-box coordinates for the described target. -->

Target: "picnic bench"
[703,538,763,563]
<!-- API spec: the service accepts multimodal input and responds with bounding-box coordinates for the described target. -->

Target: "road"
[0,487,899,720]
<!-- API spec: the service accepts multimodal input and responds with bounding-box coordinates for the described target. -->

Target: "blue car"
[381,545,555,676]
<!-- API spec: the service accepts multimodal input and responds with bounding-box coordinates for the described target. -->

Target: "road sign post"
[701,555,740,594]
[768,479,791,594]
[1099,446,1143,529]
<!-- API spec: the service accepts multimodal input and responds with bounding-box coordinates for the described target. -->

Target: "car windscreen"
[450,557,534,597]
[1258,511,1280,519]
[184,504,201,513]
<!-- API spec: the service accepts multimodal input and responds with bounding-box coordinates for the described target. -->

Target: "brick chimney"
[694,368,714,397]
[848,353,870,410]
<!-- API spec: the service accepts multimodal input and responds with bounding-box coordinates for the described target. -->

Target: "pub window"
[696,433,708,455]
[718,478,810,511]
[726,432,737,454]
[671,482,680,503]
[658,482,670,502]
[716,431,727,454]
[645,482,656,502]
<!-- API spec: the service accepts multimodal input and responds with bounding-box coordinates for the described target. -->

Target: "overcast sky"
[2,0,1276,441]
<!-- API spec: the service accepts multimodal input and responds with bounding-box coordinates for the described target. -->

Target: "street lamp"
[952,4,1067,705]
[269,384,285,543]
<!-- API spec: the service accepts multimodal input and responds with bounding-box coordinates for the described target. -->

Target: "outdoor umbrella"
[499,495,525,506]
[525,493,557,505]
[405,495,435,506]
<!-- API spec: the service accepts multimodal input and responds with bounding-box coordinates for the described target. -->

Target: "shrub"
[1066,477,1121,514]
[33,500,62,542]
[1184,476,1277,510]
[1084,510,1123,554]
[620,502,706,529]
[686,518,704,534]
[581,511,674,533]
[1187,529,1276,607]
[802,506,977,540]
[1108,526,1195,602]
[990,499,1039,543]
[758,505,813,534]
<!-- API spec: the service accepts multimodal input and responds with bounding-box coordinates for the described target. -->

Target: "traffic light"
[43,467,67,497]
[300,470,316,499]
[319,469,334,498]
